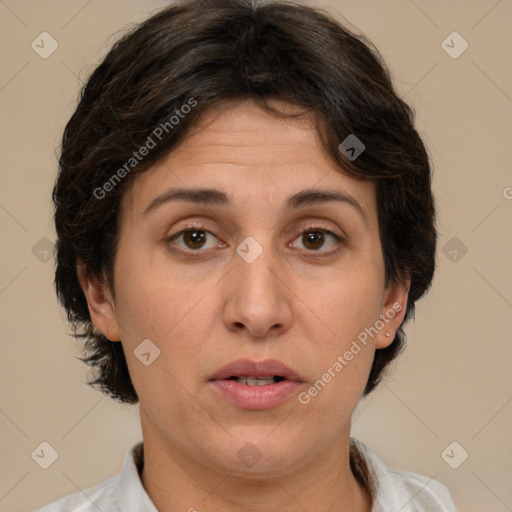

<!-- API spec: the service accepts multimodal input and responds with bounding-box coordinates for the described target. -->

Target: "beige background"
[1,1,511,511]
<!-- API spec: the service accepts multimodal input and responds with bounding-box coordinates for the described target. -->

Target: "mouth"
[209,358,303,382]
[209,359,304,410]
[226,375,287,385]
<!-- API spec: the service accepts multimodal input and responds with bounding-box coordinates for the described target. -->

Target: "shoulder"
[34,475,118,512]
[33,442,156,512]
[351,438,457,512]
[383,467,456,511]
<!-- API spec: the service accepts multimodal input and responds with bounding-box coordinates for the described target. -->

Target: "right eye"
[168,227,225,252]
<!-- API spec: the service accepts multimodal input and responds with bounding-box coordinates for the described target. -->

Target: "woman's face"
[87,100,407,476]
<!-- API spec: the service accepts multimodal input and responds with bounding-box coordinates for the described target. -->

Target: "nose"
[222,240,293,339]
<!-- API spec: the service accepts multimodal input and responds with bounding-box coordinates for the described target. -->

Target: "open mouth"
[227,375,287,385]
[209,359,304,410]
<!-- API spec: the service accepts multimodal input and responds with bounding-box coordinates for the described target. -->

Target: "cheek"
[115,267,212,424]
[298,296,377,420]
[300,262,383,346]
[112,251,221,395]
[112,244,212,340]
[293,257,383,404]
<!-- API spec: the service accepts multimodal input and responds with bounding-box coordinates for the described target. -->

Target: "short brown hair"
[54,0,436,403]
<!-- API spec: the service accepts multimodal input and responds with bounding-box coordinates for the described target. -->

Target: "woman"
[38,0,456,510]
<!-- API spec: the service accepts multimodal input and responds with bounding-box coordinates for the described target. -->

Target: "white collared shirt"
[34,439,456,511]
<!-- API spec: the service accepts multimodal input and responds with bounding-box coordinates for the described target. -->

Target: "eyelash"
[166,224,345,257]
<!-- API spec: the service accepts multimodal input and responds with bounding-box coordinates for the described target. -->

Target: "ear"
[375,277,410,349]
[76,261,121,342]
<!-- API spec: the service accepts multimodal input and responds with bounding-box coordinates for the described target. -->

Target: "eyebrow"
[142,187,368,225]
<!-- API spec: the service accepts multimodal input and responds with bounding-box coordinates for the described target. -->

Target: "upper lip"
[209,358,304,382]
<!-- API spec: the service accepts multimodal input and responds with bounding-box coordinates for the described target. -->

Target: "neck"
[139,414,372,512]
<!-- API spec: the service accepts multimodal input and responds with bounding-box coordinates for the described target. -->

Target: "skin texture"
[79,100,409,512]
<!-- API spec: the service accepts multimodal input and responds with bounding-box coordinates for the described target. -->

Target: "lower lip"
[210,379,303,410]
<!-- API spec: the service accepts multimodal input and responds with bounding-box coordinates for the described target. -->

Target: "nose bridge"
[234,233,280,302]
[223,233,292,337]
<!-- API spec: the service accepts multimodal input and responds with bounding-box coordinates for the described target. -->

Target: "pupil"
[303,231,324,250]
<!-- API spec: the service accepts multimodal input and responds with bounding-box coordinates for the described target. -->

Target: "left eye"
[290,229,342,252]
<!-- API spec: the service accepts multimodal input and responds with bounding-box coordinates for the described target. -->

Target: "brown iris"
[183,229,207,249]
[302,230,324,250]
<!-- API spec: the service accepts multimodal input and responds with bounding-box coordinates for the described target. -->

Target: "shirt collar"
[350,438,403,511]
[116,442,159,512]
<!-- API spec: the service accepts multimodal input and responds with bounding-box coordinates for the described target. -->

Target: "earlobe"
[375,278,410,349]
[76,261,121,342]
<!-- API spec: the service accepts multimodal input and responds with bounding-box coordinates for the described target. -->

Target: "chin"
[214,426,312,477]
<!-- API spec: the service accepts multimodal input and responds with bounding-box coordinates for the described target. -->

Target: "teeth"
[235,376,278,386]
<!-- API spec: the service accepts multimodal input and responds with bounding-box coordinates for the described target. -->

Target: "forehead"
[120,100,376,221]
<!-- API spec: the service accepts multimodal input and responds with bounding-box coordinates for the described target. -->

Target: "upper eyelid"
[169,223,342,239]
